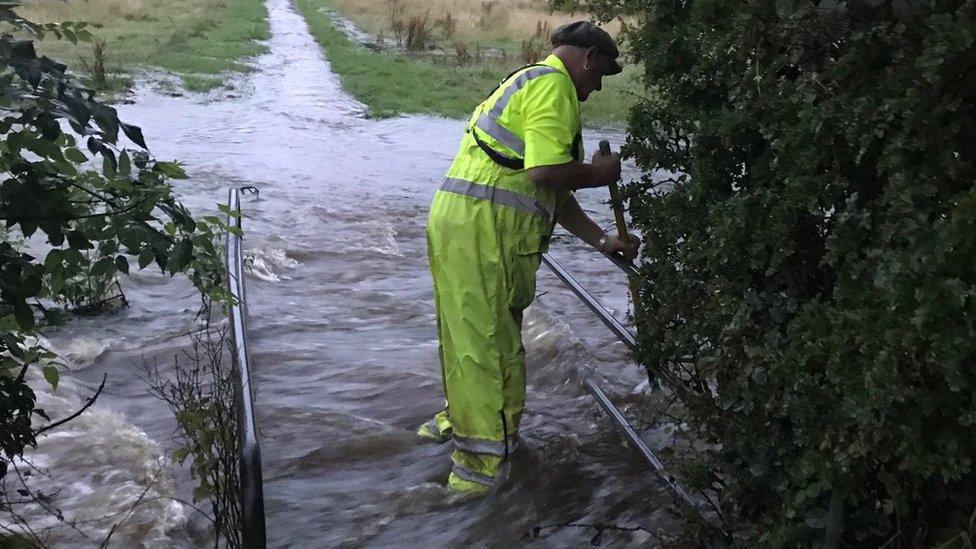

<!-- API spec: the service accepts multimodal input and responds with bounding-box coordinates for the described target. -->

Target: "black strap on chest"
[472,129,524,170]
[469,63,583,171]
[469,63,580,171]
[473,129,583,171]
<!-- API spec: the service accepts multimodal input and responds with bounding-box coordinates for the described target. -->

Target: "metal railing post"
[225,188,267,548]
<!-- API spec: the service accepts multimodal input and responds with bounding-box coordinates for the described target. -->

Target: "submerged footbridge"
[134,0,712,544]
[225,182,721,546]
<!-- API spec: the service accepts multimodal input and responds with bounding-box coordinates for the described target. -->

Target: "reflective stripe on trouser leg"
[452,432,519,457]
[427,191,532,495]
[448,452,505,495]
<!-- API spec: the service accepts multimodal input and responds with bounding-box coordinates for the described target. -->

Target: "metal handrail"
[542,253,637,352]
[541,253,689,397]
[541,250,718,534]
[601,250,640,279]
[225,188,267,548]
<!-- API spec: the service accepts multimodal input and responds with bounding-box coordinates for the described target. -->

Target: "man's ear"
[584,46,599,69]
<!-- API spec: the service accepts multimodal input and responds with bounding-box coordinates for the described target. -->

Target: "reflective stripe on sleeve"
[440,176,554,221]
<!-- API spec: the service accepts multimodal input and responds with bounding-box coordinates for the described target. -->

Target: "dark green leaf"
[102,153,116,176]
[42,365,59,390]
[44,249,62,272]
[138,247,154,269]
[91,104,119,143]
[90,257,115,277]
[120,123,147,149]
[35,113,60,141]
[49,269,65,295]
[66,230,92,249]
[167,239,193,273]
[118,150,130,177]
[64,147,87,163]
[13,301,34,330]
[155,161,188,179]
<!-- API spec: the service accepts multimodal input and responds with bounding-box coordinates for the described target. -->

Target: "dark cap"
[550,21,622,75]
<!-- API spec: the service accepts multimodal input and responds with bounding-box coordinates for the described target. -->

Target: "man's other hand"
[603,232,640,260]
[590,149,621,185]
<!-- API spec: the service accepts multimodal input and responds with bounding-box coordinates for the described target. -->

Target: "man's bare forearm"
[528,161,608,192]
[557,196,604,248]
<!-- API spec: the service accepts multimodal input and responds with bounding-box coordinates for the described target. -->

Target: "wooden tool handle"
[599,140,631,245]
[600,140,643,321]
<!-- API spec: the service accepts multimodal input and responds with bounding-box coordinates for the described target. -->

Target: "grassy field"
[297,0,639,125]
[18,0,270,93]
[18,0,639,123]
[326,0,619,51]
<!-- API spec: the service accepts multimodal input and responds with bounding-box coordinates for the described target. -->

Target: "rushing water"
[18,0,681,546]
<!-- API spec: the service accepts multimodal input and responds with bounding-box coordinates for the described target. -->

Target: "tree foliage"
[0,2,231,479]
[146,321,244,547]
[556,0,976,544]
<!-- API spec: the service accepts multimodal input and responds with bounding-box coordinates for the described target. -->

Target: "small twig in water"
[34,374,106,436]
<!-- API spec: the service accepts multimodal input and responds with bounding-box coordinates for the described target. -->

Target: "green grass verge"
[26,0,269,94]
[146,0,269,77]
[294,0,496,119]
[293,0,637,125]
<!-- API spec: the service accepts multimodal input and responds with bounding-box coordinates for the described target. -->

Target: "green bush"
[0,4,231,482]
[559,0,976,544]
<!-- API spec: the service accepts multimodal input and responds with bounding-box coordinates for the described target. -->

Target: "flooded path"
[34,0,678,545]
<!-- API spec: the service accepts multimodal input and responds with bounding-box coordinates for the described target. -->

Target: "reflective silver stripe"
[476,116,525,155]
[421,419,447,438]
[451,463,496,486]
[490,66,560,120]
[440,176,554,220]
[475,66,560,156]
[453,434,519,457]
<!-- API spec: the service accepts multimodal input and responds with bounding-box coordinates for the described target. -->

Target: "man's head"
[550,21,622,102]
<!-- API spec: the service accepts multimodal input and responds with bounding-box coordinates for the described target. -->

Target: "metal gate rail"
[541,253,689,398]
[541,250,721,537]
[226,187,267,548]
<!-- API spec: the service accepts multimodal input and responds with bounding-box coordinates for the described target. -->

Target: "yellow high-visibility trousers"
[423,188,541,496]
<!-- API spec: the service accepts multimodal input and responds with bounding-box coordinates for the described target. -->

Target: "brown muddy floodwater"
[22,0,684,546]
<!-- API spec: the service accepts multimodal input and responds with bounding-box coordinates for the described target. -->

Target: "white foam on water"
[245,247,301,282]
[50,336,117,369]
[1,354,200,547]
[522,303,595,394]
[362,223,402,257]
[337,482,467,546]
[631,379,651,395]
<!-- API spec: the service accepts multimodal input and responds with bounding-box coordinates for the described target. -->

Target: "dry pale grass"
[17,0,223,25]
[16,0,268,91]
[16,0,227,75]
[327,0,620,50]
